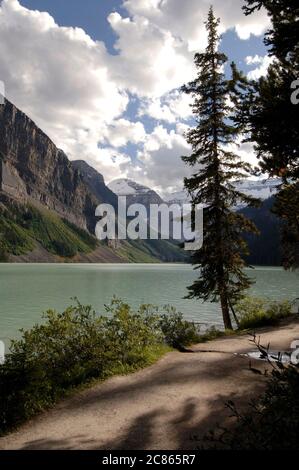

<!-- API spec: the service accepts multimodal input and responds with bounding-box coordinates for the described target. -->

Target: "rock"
[0,98,111,232]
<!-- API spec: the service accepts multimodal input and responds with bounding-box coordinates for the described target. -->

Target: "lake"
[0,264,298,346]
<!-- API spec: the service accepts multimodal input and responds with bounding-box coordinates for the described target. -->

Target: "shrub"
[197,326,232,342]
[157,306,201,348]
[0,299,198,434]
[235,297,292,330]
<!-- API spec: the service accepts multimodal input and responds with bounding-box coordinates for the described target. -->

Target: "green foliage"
[0,199,185,263]
[117,240,161,263]
[157,306,201,348]
[0,201,97,259]
[243,1,299,269]
[181,8,259,329]
[273,183,299,269]
[62,218,98,250]
[243,1,299,67]
[197,326,236,343]
[0,206,34,256]
[26,205,97,256]
[0,299,198,434]
[0,246,8,262]
[235,296,292,329]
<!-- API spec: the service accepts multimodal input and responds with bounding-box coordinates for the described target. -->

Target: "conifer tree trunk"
[220,292,233,330]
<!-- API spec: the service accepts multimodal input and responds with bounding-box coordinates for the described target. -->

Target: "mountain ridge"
[0,99,184,263]
[108,178,164,211]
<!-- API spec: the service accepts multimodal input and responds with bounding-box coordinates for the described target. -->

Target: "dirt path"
[1,320,299,450]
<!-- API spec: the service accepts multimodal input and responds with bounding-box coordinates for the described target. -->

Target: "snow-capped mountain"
[108,178,164,211]
[163,178,281,207]
[109,177,281,211]
[163,189,190,205]
[234,178,281,202]
[108,179,181,239]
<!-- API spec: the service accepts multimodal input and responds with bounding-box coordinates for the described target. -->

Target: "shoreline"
[1,318,299,450]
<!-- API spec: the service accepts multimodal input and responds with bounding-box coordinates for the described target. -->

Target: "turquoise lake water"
[0,264,298,345]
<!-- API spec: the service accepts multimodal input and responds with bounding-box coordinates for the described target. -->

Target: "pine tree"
[244,1,299,68]
[243,0,299,268]
[273,183,299,269]
[181,8,259,330]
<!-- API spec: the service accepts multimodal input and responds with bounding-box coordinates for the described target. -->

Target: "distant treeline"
[241,196,282,266]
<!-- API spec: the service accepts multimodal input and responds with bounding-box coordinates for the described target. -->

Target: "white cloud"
[226,140,258,167]
[123,0,270,48]
[247,55,275,80]
[122,125,192,193]
[245,54,264,65]
[139,91,193,123]
[104,119,146,148]
[106,0,270,99]
[108,12,194,97]
[0,0,128,180]
[94,147,132,182]
[0,0,267,191]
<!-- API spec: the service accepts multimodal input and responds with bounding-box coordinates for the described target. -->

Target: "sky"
[0,0,271,195]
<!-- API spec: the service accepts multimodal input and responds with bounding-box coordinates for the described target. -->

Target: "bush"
[157,306,201,348]
[235,297,292,330]
[197,326,234,342]
[0,299,197,434]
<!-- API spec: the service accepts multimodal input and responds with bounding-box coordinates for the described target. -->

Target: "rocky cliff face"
[0,99,185,263]
[0,99,109,231]
[72,160,117,208]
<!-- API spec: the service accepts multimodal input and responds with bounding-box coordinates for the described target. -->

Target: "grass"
[178,297,295,346]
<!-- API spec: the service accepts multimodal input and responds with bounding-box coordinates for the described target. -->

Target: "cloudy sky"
[0,0,271,194]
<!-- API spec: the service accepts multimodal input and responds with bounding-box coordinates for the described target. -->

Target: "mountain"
[163,189,189,206]
[109,176,284,266]
[234,178,280,207]
[108,179,187,262]
[108,178,164,211]
[0,99,98,232]
[0,99,184,263]
[0,98,283,266]
[163,178,281,207]
[72,160,117,208]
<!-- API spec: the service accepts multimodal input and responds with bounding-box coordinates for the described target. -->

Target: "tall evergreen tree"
[243,0,299,268]
[244,1,299,68]
[181,8,259,330]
